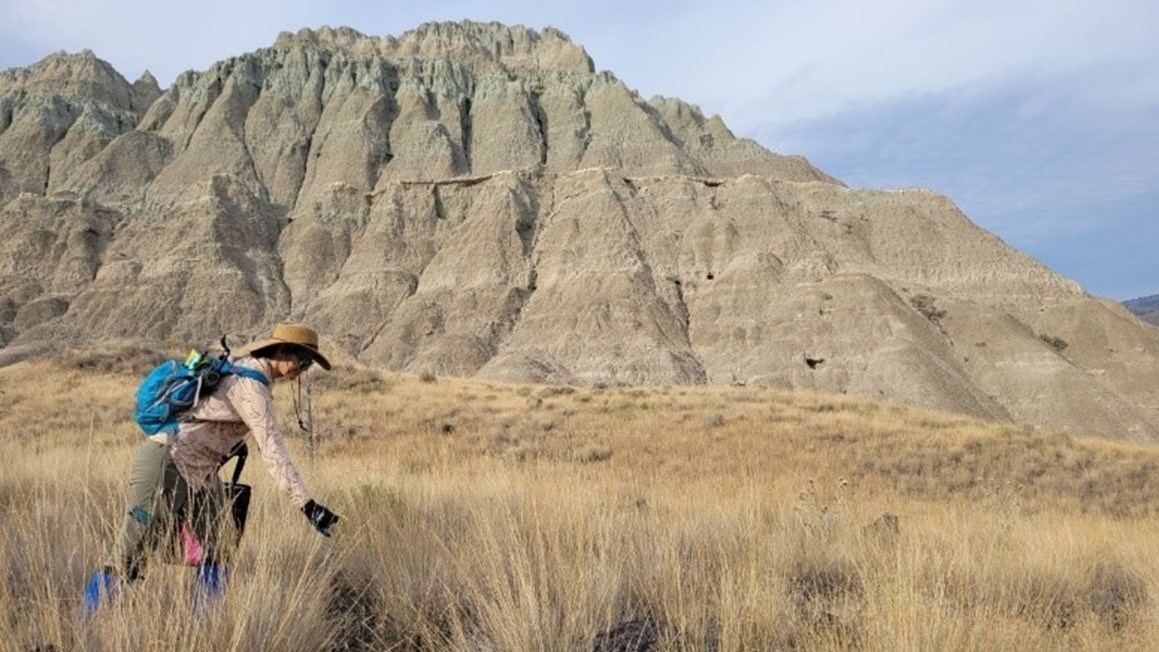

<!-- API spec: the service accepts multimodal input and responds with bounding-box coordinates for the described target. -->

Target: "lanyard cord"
[291,376,307,433]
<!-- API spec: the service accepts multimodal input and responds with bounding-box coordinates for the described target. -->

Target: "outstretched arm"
[226,378,313,509]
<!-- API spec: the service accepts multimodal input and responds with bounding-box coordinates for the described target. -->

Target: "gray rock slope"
[2,21,1157,440]
[1124,295,1159,327]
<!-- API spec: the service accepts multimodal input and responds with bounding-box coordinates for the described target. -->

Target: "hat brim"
[242,338,332,371]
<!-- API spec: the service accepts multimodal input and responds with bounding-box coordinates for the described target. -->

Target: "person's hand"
[302,500,340,537]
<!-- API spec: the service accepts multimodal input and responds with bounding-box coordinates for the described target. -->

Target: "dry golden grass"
[2,344,1159,650]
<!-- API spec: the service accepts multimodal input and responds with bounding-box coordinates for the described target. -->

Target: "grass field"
[2,344,1158,650]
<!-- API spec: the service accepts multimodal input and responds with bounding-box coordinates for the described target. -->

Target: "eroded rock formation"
[2,21,1157,440]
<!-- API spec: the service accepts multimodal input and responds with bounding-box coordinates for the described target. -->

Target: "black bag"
[170,442,252,565]
[223,442,252,540]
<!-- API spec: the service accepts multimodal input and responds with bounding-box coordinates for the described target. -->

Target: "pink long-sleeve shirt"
[167,356,312,509]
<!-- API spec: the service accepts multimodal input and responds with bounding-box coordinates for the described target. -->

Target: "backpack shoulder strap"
[216,337,268,387]
[218,358,269,387]
[232,367,270,386]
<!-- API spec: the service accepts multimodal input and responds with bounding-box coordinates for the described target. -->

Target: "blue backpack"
[134,338,269,436]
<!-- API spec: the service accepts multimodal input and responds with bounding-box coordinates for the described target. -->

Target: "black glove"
[302,500,340,537]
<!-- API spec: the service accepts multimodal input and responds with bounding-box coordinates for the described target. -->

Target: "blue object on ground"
[81,569,117,617]
[193,564,230,616]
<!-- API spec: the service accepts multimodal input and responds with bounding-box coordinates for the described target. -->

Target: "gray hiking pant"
[110,439,229,580]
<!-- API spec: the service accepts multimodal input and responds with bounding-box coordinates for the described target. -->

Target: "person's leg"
[186,475,231,613]
[84,439,173,616]
[112,440,178,579]
[188,475,228,561]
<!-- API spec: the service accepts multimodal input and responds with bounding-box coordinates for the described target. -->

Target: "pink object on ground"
[180,522,205,566]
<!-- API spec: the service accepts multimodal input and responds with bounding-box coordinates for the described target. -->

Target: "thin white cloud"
[574,0,1159,131]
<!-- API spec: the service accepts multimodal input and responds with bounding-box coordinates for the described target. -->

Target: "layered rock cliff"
[2,21,1157,440]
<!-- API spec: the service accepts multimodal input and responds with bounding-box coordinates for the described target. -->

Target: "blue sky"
[2,0,1156,300]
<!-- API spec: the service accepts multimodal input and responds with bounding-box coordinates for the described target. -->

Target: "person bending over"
[83,323,341,614]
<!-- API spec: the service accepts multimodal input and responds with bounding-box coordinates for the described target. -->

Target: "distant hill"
[1124,294,1159,326]
[2,21,1159,441]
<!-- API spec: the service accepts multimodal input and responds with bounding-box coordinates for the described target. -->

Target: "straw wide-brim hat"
[240,323,331,370]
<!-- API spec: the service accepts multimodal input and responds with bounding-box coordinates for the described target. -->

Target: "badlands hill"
[1,21,1157,440]
[1125,295,1159,327]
